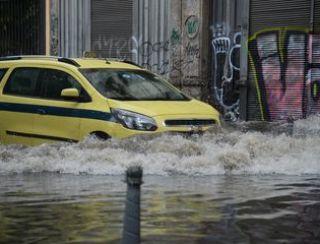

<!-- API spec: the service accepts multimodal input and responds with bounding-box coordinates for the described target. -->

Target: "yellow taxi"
[0,56,220,145]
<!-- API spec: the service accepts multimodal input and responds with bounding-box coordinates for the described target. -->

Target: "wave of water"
[1,115,320,176]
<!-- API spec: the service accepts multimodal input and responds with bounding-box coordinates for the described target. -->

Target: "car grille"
[164,119,216,127]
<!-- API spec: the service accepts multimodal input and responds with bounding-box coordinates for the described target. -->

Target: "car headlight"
[111,108,157,131]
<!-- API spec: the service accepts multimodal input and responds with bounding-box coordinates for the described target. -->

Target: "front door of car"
[31,68,89,144]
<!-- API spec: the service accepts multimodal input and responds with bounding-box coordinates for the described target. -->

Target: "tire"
[90,131,111,140]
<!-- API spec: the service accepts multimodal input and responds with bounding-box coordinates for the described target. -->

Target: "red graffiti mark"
[250,30,308,121]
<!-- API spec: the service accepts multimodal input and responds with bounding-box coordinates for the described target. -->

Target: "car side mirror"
[61,88,80,98]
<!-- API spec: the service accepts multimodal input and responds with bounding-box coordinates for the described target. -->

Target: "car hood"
[107,99,219,117]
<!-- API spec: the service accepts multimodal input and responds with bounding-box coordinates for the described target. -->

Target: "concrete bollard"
[287,116,294,136]
[122,166,143,244]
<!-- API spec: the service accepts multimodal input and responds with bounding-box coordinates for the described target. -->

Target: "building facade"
[1,0,320,122]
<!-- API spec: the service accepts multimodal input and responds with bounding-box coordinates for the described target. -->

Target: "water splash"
[1,116,320,176]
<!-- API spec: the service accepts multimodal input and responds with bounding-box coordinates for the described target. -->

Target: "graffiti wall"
[56,0,320,122]
[208,0,244,121]
[178,0,203,98]
[90,0,244,110]
[249,28,320,121]
[210,24,241,121]
[92,35,171,74]
[91,33,197,79]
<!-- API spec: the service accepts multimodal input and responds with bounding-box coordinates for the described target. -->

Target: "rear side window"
[3,68,39,97]
[0,69,8,83]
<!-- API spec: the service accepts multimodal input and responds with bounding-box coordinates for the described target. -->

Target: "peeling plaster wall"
[168,0,210,99]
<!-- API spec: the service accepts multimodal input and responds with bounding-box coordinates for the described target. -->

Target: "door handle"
[37,109,46,115]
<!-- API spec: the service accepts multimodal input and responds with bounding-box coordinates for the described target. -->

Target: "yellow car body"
[0,56,220,145]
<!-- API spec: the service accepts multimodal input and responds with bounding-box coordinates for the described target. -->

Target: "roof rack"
[103,58,143,68]
[0,55,80,67]
[57,57,80,67]
[122,60,144,69]
[0,56,22,61]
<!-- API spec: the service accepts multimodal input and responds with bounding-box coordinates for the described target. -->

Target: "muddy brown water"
[1,116,320,243]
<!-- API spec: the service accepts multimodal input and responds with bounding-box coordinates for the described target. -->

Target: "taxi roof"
[73,58,143,69]
[0,56,143,70]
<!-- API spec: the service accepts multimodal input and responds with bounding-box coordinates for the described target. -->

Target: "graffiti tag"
[211,24,241,121]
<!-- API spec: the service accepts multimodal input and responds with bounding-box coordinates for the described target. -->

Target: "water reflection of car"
[0,56,220,145]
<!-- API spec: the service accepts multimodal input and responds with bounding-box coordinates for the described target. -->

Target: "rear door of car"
[0,65,92,145]
[0,67,37,145]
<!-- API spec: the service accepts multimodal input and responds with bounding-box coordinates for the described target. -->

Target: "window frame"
[0,68,8,83]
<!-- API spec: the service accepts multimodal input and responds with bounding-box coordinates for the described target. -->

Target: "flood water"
[1,116,320,243]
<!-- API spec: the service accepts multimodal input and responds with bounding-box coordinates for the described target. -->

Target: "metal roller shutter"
[250,1,310,34]
[247,0,310,121]
[314,0,320,33]
[309,1,320,116]
[91,0,133,59]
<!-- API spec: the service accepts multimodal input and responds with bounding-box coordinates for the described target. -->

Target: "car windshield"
[80,69,189,101]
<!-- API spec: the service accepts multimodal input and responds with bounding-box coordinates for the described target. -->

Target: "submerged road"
[0,116,320,243]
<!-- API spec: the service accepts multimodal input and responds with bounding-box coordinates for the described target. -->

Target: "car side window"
[38,69,82,100]
[3,67,91,102]
[3,68,39,97]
